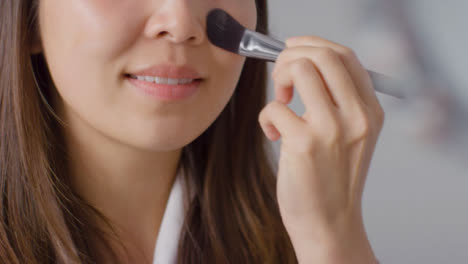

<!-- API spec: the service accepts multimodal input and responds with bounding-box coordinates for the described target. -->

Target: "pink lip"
[128,63,204,79]
[126,76,202,101]
[126,63,204,101]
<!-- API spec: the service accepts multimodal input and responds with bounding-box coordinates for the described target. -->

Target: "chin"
[124,132,195,153]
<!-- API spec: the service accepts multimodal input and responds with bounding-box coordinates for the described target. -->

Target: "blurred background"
[267,0,468,263]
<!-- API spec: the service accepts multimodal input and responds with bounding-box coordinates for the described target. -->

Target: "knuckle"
[285,36,298,47]
[272,62,286,80]
[258,109,265,123]
[269,100,282,109]
[258,103,272,122]
[341,46,356,58]
[354,112,372,139]
[264,101,282,114]
[375,105,386,129]
[265,101,278,109]
[285,35,314,46]
[277,48,292,64]
[316,47,337,62]
[295,117,342,155]
[322,122,341,145]
[273,54,288,74]
[308,117,341,146]
[290,58,315,75]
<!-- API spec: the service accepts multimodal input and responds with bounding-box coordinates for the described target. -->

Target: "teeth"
[131,75,195,85]
[168,78,178,85]
[145,76,155,82]
[155,77,167,84]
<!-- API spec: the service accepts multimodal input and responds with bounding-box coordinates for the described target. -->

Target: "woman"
[0,0,384,263]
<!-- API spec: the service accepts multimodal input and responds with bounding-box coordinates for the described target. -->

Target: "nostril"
[158,31,169,37]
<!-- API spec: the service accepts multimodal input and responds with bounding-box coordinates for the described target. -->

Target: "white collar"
[152,167,187,264]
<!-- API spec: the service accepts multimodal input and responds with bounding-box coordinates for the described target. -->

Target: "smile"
[127,74,201,85]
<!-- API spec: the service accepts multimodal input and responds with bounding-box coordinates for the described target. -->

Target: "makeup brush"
[206,8,405,99]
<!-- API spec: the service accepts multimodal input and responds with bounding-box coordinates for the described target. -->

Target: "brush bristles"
[206,8,246,54]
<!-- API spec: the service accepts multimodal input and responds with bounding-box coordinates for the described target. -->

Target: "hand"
[258,36,385,263]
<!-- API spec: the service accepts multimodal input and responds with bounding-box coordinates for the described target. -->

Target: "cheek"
[39,0,143,77]
[39,0,144,111]
[208,56,246,112]
[52,0,142,48]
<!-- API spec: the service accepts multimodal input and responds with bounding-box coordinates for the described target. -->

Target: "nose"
[144,0,205,45]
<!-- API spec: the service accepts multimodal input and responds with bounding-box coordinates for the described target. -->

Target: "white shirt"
[152,167,187,264]
[151,171,381,264]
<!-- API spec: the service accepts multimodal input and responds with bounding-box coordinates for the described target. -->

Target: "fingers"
[269,36,386,146]
[258,100,342,154]
[273,46,365,117]
[272,57,338,124]
[288,36,386,134]
[264,35,385,148]
[258,101,305,143]
[285,36,381,110]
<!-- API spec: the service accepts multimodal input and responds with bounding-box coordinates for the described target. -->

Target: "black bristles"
[206,8,246,54]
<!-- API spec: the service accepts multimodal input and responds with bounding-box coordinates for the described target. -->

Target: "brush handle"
[239,29,405,99]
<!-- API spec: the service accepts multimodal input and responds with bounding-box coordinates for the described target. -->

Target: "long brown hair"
[0,0,298,263]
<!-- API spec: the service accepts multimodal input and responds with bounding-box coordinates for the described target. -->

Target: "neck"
[63,116,182,261]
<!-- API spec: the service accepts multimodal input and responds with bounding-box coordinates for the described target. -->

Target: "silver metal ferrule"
[238,29,405,99]
[238,29,285,62]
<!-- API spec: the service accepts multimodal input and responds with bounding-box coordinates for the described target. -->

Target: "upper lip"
[127,64,204,79]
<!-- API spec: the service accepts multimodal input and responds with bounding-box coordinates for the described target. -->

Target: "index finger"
[286,36,380,109]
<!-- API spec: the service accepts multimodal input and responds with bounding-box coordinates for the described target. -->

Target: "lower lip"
[126,76,202,101]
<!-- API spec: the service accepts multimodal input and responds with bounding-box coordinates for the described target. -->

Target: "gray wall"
[267,1,468,263]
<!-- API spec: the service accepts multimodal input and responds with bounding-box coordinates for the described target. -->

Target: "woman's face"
[37,0,257,151]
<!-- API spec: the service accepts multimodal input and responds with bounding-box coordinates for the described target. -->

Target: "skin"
[35,0,383,263]
[36,0,256,262]
[260,37,384,263]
